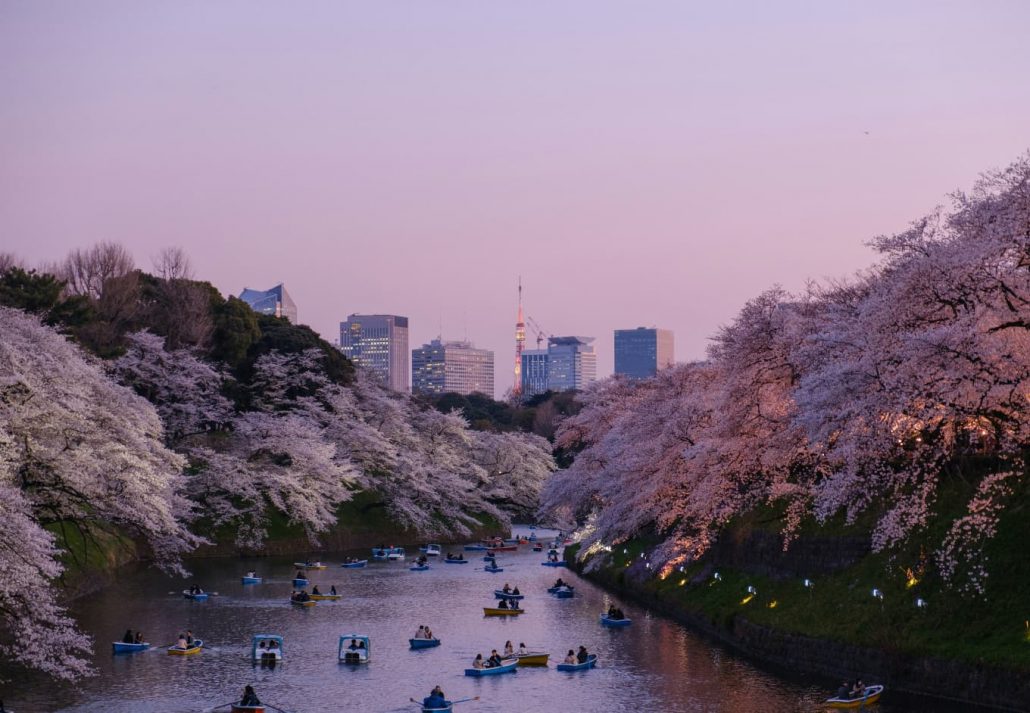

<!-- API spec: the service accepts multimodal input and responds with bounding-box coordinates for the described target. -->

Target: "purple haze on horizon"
[3,1,1030,395]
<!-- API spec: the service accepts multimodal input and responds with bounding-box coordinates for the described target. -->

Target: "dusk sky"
[3,1,1030,394]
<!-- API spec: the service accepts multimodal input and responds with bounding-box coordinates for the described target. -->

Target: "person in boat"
[423,688,450,710]
[502,583,512,593]
[577,646,589,663]
[415,625,426,639]
[175,634,188,649]
[518,642,528,655]
[330,585,337,595]
[295,570,305,579]
[554,577,566,588]
[311,585,321,595]
[486,649,502,668]
[472,653,484,669]
[266,639,280,654]
[851,680,866,698]
[424,626,433,639]
[185,630,194,645]
[122,629,133,644]
[503,640,514,656]
[134,631,144,644]
[239,685,261,706]
[497,598,509,609]
[564,649,577,664]
[835,681,850,700]
[512,585,521,595]
[510,598,520,610]
[246,570,256,578]
[258,640,267,652]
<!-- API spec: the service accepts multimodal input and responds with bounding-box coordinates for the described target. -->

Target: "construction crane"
[526,315,551,349]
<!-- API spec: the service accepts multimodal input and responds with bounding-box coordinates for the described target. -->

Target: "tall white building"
[339,314,410,391]
[412,339,494,397]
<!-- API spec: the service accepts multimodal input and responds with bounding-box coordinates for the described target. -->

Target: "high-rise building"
[547,336,597,391]
[412,339,495,397]
[520,349,549,398]
[239,283,298,323]
[614,327,675,379]
[339,314,410,391]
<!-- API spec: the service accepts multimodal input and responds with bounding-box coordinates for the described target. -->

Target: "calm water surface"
[9,529,949,713]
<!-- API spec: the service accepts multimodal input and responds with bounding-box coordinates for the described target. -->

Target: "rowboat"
[291,598,316,607]
[541,561,566,567]
[340,559,368,568]
[241,575,262,584]
[252,634,283,662]
[409,637,441,649]
[528,525,537,530]
[372,550,389,560]
[552,587,574,599]
[444,558,469,564]
[599,614,631,627]
[112,641,149,653]
[421,705,451,712]
[183,590,209,601]
[168,639,204,655]
[464,657,518,676]
[547,585,574,594]
[463,544,488,551]
[532,545,543,552]
[292,577,309,587]
[309,593,341,601]
[825,685,885,709]
[420,544,442,556]
[484,565,504,573]
[293,561,328,570]
[388,549,406,561]
[409,564,430,571]
[483,607,524,616]
[338,634,371,663]
[494,589,524,600]
[230,706,264,713]
[514,651,549,666]
[557,653,597,671]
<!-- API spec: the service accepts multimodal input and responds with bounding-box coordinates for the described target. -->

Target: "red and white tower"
[513,278,525,399]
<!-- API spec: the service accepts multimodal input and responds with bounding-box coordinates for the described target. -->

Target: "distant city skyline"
[4,3,1030,377]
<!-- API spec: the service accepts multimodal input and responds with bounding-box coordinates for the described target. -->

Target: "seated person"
[487,650,502,667]
[134,631,144,644]
[312,585,321,595]
[240,685,261,706]
[564,649,577,664]
[503,640,514,656]
[295,570,305,579]
[415,626,426,639]
[512,586,521,595]
[122,629,134,644]
[518,642,529,654]
[246,571,256,578]
[835,681,850,700]
[175,634,188,649]
[577,646,589,663]
[330,585,337,595]
[424,627,433,639]
[497,598,509,609]
[423,690,449,710]
[502,583,512,593]
[472,653,484,669]
[554,578,566,588]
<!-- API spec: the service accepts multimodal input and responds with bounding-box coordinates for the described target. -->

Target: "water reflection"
[5,529,950,712]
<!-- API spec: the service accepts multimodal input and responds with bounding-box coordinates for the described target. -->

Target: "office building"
[520,336,596,397]
[339,314,410,391]
[412,339,495,397]
[239,283,297,323]
[614,327,675,379]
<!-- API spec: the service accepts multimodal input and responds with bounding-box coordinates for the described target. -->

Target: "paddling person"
[239,685,261,706]
[502,583,512,594]
[564,649,576,664]
[487,649,502,668]
[577,645,589,664]
[554,577,566,588]
[835,681,850,699]
[423,687,450,710]
[311,585,321,595]
[122,629,133,644]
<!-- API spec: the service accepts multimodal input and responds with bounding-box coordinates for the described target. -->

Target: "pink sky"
[3,2,1030,394]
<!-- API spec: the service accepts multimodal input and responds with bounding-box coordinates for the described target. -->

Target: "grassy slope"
[581,471,1030,671]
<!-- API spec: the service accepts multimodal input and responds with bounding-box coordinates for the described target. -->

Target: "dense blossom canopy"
[542,157,1030,592]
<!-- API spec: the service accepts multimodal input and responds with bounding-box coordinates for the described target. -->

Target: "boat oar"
[409,697,479,708]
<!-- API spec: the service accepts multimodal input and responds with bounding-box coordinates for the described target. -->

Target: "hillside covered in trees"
[543,156,1030,601]
[0,248,555,680]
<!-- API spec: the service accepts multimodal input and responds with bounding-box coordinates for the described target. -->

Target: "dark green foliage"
[0,267,64,314]
[211,295,261,369]
[422,390,582,442]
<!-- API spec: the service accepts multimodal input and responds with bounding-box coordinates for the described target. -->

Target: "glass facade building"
[239,283,298,324]
[520,337,596,396]
[339,314,410,392]
[520,349,550,398]
[614,327,675,379]
[412,339,495,397]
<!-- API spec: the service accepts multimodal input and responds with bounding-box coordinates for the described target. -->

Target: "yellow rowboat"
[483,607,525,616]
[825,685,884,709]
[167,641,202,655]
[309,594,341,601]
[291,599,317,607]
[515,652,549,665]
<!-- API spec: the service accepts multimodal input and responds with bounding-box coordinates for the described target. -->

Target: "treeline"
[0,247,555,680]
[542,155,1030,597]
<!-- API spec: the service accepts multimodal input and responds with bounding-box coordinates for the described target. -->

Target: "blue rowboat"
[340,559,368,568]
[547,585,574,594]
[599,614,632,627]
[444,558,469,564]
[464,657,518,676]
[463,544,487,551]
[183,590,209,601]
[553,588,574,599]
[112,641,149,653]
[409,564,430,571]
[241,575,262,584]
[494,590,524,600]
[409,637,441,649]
[557,653,597,671]
[292,577,309,587]
[484,566,504,573]
[541,561,566,567]
[529,525,537,530]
